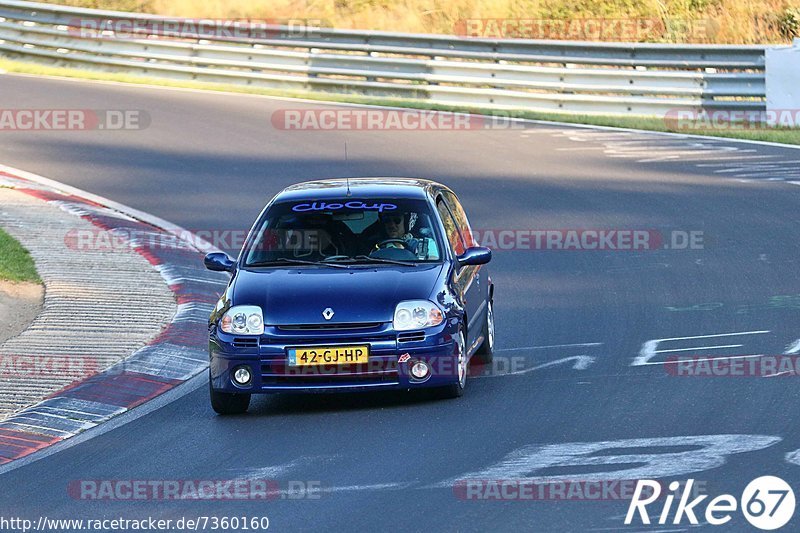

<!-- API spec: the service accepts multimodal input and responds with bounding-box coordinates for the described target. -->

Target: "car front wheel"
[474,299,494,364]
[438,330,467,399]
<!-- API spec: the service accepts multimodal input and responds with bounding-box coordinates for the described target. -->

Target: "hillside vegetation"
[42,0,800,44]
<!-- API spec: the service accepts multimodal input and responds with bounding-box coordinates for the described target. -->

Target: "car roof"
[274,177,446,203]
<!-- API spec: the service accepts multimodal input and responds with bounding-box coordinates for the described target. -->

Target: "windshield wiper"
[349,255,418,267]
[247,258,349,269]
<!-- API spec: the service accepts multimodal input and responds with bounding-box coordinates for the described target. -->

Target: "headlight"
[220,305,264,335]
[393,300,444,331]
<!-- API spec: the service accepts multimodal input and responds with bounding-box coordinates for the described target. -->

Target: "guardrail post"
[765,38,800,125]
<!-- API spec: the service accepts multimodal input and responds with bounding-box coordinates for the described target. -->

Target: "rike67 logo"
[626,476,795,530]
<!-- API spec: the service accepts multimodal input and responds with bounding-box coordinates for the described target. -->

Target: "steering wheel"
[375,238,411,250]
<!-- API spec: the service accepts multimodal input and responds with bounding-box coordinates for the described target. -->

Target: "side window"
[442,191,476,248]
[436,198,465,255]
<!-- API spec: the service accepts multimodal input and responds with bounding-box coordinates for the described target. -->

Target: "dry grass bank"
[41,0,800,44]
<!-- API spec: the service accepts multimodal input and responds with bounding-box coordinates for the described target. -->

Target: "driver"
[373,211,419,253]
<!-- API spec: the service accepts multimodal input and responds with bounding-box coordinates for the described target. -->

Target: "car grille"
[397,331,425,343]
[265,322,395,345]
[276,322,383,331]
[232,337,259,348]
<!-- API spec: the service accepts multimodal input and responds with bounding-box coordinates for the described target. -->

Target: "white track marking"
[316,482,410,494]
[536,356,595,371]
[636,354,763,367]
[605,144,737,152]
[654,344,743,354]
[633,149,741,157]
[631,147,754,155]
[230,458,325,481]
[785,339,800,354]
[556,146,609,151]
[633,331,770,366]
[714,164,800,173]
[726,168,800,175]
[696,157,780,166]
[267,482,410,498]
[177,481,407,500]
[556,129,799,186]
[496,342,602,352]
[606,150,742,160]
[597,139,705,147]
[732,172,800,178]
[785,449,800,466]
[518,128,572,134]
[479,356,596,379]
[435,435,781,486]
[763,371,793,378]
[610,148,728,156]
[738,172,800,177]
[691,155,777,162]
[637,156,683,163]
[651,331,771,341]
[714,165,798,175]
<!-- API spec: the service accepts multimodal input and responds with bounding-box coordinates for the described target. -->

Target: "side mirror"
[204,252,235,272]
[456,247,492,267]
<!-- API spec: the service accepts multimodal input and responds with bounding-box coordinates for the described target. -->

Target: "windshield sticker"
[291,201,398,213]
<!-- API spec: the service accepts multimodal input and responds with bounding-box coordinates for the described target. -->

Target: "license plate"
[287,345,370,366]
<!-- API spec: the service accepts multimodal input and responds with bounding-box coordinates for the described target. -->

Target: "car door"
[436,194,484,353]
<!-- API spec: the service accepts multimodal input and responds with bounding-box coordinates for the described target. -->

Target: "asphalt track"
[2,73,800,532]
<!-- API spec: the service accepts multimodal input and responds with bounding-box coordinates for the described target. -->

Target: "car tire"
[438,330,467,399]
[209,378,251,415]
[474,299,495,364]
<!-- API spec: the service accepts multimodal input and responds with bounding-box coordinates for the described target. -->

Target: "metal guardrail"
[0,0,769,115]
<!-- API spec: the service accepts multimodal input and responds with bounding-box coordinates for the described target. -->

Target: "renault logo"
[322,308,334,320]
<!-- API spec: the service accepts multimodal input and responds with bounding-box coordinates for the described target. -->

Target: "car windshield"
[243,198,444,266]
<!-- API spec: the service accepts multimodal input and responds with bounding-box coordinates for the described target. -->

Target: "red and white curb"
[0,188,176,417]
[0,166,227,465]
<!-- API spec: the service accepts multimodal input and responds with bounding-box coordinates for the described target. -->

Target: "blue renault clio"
[204,178,494,414]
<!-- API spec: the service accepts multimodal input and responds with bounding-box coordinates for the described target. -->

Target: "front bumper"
[209,319,460,393]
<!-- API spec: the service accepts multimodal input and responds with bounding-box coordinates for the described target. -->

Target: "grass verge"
[1,57,799,146]
[0,226,40,283]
